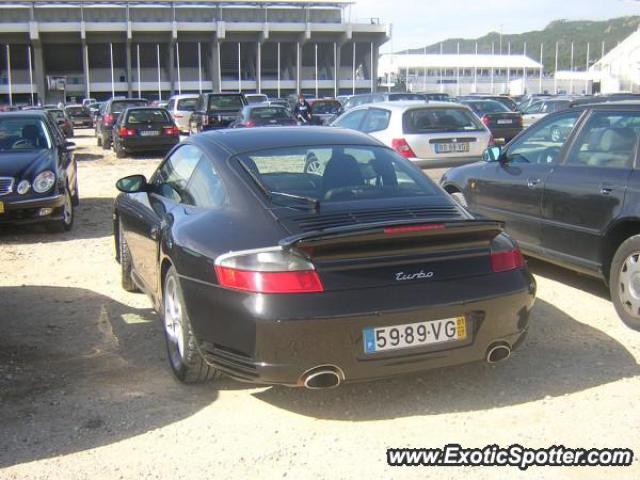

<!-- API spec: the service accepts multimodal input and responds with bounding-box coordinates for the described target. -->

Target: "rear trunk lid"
[483,111,522,129]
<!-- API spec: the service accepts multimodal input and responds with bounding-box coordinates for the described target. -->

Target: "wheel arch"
[442,183,462,194]
[601,219,640,280]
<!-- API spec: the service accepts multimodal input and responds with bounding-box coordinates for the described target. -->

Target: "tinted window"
[403,108,483,133]
[506,111,581,165]
[65,106,86,116]
[565,111,639,169]
[111,100,148,114]
[246,94,268,104]
[154,145,202,202]
[311,101,340,114]
[387,93,424,102]
[333,109,367,130]
[208,95,244,110]
[0,118,52,151]
[184,158,226,208]
[467,100,510,114]
[177,98,198,111]
[126,109,172,124]
[248,107,291,120]
[361,109,391,133]
[238,145,439,204]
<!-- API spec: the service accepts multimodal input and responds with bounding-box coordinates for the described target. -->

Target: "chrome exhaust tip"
[301,365,344,389]
[486,344,511,364]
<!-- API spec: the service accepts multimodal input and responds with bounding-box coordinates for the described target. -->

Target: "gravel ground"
[1,130,639,480]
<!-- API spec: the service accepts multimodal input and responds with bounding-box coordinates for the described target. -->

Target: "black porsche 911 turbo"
[113,127,536,388]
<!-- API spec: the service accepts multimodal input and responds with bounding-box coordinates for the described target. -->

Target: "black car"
[0,111,78,231]
[113,127,535,387]
[309,99,342,125]
[189,93,247,133]
[65,104,93,128]
[45,108,74,138]
[468,95,518,112]
[112,107,180,158]
[440,102,640,330]
[95,98,148,149]
[459,99,523,143]
[230,105,296,128]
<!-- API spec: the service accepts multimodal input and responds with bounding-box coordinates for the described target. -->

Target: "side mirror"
[483,146,502,162]
[64,141,76,152]
[116,174,148,193]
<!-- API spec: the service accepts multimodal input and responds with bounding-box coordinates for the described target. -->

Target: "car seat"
[322,154,363,199]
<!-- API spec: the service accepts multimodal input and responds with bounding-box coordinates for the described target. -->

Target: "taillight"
[490,249,524,273]
[214,247,323,294]
[244,120,256,128]
[174,114,183,119]
[384,224,445,234]
[516,115,523,126]
[104,114,114,126]
[163,126,180,136]
[481,115,491,127]
[118,127,137,137]
[391,138,417,158]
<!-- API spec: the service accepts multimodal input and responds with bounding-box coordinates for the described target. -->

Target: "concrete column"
[256,41,261,93]
[82,41,90,100]
[334,42,341,97]
[126,40,132,97]
[168,39,176,95]
[32,41,46,105]
[209,38,220,93]
[296,41,301,94]
[371,43,379,93]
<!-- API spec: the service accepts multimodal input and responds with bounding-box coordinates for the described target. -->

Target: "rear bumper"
[411,155,483,169]
[0,193,65,225]
[489,126,522,142]
[119,136,179,152]
[181,269,536,386]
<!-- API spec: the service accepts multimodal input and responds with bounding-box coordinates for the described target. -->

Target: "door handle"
[527,178,541,189]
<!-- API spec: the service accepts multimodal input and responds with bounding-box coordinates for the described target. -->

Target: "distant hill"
[401,16,640,72]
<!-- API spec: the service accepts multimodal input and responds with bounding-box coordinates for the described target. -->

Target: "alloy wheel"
[164,275,185,365]
[618,252,640,319]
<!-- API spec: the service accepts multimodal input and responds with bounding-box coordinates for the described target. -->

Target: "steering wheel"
[540,146,561,165]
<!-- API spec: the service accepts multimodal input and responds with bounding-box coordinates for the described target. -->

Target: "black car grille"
[0,177,14,196]
[291,205,463,232]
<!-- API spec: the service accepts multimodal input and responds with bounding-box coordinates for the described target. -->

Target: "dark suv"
[189,93,246,134]
[95,98,148,149]
[441,101,640,330]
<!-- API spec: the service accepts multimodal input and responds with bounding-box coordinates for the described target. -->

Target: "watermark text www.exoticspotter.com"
[387,444,634,470]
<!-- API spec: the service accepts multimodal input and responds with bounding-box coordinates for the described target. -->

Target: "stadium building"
[0,0,390,105]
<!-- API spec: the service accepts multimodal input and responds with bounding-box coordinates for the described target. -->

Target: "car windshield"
[311,101,340,114]
[403,107,483,133]
[237,145,439,206]
[249,107,291,120]
[209,95,244,110]
[65,106,86,116]
[176,98,198,111]
[0,118,52,152]
[126,109,172,124]
[112,100,148,114]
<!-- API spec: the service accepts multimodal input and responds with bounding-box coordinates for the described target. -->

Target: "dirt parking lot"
[1,130,640,480]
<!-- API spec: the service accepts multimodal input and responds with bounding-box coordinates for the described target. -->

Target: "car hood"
[0,149,56,180]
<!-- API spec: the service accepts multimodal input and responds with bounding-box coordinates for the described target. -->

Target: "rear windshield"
[237,145,439,205]
[388,94,425,102]
[403,108,483,134]
[48,109,65,120]
[176,98,198,111]
[65,106,86,116]
[466,101,510,114]
[249,107,291,120]
[125,109,172,124]
[111,100,148,114]
[208,95,244,110]
[311,101,340,114]
[246,94,269,104]
[0,118,52,152]
[424,94,450,101]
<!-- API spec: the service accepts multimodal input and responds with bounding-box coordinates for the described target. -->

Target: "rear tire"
[102,134,110,150]
[609,235,640,331]
[97,133,102,147]
[115,143,125,159]
[162,266,220,383]
[118,220,138,292]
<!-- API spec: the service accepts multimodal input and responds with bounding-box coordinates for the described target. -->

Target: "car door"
[359,107,392,143]
[541,109,637,273]
[123,144,202,292]
[470,110,583,249]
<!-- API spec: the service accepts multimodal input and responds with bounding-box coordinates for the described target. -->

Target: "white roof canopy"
[379,54,543,74]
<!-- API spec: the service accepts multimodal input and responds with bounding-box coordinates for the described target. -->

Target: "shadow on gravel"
[74,152,103,162]
[526,257,610,300]
[0,197,114,243]
[253,298,640,420]
[0,285,219,468]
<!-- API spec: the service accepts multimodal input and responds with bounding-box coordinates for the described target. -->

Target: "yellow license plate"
[0,201,4,214]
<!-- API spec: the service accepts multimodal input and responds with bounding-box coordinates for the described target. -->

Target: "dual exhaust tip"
[300,345,511,389]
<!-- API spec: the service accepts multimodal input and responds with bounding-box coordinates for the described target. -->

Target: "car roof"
[169,94,199,99]
[352,101,465,112]
[0,111,49,119]
[193,126,382,155]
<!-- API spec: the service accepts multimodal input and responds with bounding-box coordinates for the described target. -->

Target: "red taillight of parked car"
[162,126,180,136]
[490,249,525,273]
[214,248,324,294]
[391,138,417,158]
[384,224,446,235]
[244,120,256,128]
[118,127,137,137]
[515,115,523,126]
[481,115,491,127]
[103,114,115,126]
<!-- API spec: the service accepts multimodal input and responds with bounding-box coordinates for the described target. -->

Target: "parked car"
[464,95,518,112]
[189,93,247,134]
[230,105,296,128]
[64,104,93,128]
[95,97,148,149]
[0,111,78,231]
[419,93,452,102]
[113,127,535,386]
[45,108,74,137]
[166,94,199,134]
[88,102,104,123]
[340,92,426,113]
[309,99,342,125]
[331,101,492,168]
[459,98,523,144]
[521,98,571,127]
[440,102,640,330]
[82,98,97,108]
[244,93,269,104]
[112,107,180,158]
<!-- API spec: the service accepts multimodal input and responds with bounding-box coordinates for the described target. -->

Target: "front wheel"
[162,266,220,383]
[47,188,74,233]
[610,235,640,331]
[118,220,138,292]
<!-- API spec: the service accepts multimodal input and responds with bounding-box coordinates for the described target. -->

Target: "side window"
[361,108,391,133]
[505,111,581,165]
[333,109,368,130]
[153,145,202,202]
[565,111,639,169]
[184,158,226,208]
[167,99,175,111]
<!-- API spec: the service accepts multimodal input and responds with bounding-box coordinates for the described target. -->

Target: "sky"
[350,0,640,52]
